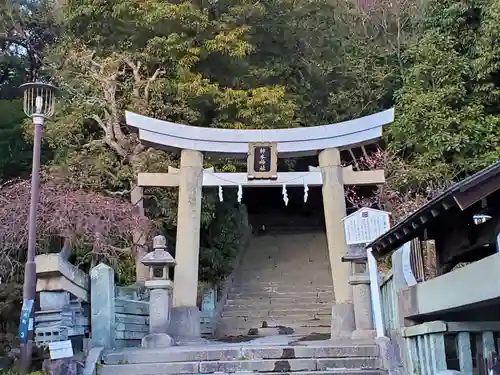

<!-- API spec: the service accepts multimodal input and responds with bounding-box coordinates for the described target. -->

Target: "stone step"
[234,278,332,284]
[181,372,385,375]
[226,293,333,301]
[224,300,332,308]
[221,309,332,318]
[229,288,333,294]
[103,344,380,364]
[238,260,330,264]
[229,282,333,290]
[232,282,333,290]
[235,275,331,280]
[229,290,333,296]
[224,300,331,307]
[237,262,329,267]
[223,305,332,313]
[236,268,331,274]
[99,358,380,375]
[215,326,332,337]
[217,314,331,328]
[225,295,331,302]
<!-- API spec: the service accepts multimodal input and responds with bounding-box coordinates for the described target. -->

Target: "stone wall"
[90,264,154,349]
[35,292,89,351]
[114,298,149,348]
[34,254,91,351]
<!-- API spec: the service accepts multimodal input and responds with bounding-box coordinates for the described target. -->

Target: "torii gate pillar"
[319,148,355,337]
[169,149,204,340]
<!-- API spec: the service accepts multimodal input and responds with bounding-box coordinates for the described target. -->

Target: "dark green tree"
[388,0,500,186]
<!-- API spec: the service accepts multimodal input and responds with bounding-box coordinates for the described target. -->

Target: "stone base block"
[141,333,175,348]
[40,291,70,311]
[330,302,355,339]
[352,329,376,340]
[167,306,201,340]
[375,336,391,371]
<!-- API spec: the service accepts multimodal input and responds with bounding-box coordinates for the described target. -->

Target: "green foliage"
[11,0,499,286]
[389,0,500,187]
[0,283,22,356]
[32,0,420,284]
[0,100,32,181]
[199,198,250,284]
[0,0,59,91]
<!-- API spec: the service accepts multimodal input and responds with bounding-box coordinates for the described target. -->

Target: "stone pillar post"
[319,147,355,337]
[170,149,204,340]
[90,264,115,349]
[351,265,375,339]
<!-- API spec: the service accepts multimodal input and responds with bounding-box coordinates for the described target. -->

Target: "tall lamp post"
[19,82,57,373]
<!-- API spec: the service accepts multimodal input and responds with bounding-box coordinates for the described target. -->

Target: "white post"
[367,247,384,338]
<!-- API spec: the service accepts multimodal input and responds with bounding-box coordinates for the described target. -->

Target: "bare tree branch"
[0,174,154,255]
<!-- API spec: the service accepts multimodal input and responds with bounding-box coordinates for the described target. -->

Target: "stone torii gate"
[127,108,394,340]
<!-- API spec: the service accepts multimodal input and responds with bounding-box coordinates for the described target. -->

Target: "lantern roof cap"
[140,235,176,266]
[20,81,58,92]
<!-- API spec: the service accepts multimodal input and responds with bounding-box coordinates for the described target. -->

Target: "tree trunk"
[131,183,149,282]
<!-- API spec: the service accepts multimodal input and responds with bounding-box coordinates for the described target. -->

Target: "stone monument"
[140,235,176,348]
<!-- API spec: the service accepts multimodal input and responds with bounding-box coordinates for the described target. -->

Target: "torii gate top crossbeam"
[126,108,394,157]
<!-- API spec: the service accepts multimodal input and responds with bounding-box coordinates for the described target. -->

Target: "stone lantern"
[342,244,375,339]
[140,235,176,348]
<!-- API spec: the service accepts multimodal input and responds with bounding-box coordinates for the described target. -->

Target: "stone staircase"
[99,339,385,375]
[216,231,334,337]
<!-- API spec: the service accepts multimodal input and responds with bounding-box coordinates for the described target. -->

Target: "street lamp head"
[20,82,57,119]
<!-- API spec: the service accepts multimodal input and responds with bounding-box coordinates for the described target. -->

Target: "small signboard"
[48,340,74,360]
[18,299,34,344]
[247,142,278,180]
[342,207,390,245]
[401,242,418,286]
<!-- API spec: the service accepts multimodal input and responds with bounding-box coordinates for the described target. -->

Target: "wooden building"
[369,161,500,374]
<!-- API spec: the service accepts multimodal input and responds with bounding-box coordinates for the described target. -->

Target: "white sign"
[401,242,418,286]
[342,208,390,245]
[48,340,74,360]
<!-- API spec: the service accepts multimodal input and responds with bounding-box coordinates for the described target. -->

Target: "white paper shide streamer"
[218,185,223,202]
[282,184,289,206]
[303,183,309,203]
[237,184,243,203]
